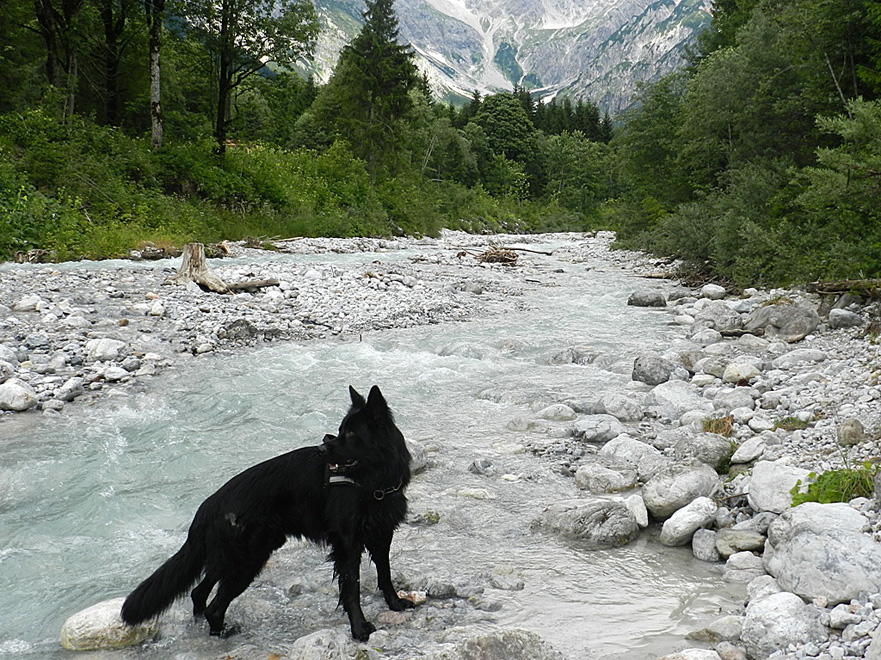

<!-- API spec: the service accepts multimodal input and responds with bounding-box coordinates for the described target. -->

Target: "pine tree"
[313,0,418,178]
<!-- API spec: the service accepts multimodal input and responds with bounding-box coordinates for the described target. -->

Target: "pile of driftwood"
[808,279,881,297]
[456,245,553,265]
[164,243,277,293]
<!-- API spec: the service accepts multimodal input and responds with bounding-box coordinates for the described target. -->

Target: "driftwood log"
[807,279,881,297]
[164,243,277,293]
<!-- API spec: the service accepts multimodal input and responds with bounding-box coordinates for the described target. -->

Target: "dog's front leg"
[367,533,415,612]
[333,541,375,641]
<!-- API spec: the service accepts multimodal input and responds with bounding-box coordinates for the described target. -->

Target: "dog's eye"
[345,431,356,440]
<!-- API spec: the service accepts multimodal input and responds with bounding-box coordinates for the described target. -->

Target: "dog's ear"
[349,385,366,408]
[366,385,388,416]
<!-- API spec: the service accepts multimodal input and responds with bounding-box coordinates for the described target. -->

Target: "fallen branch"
[226,278,279,292]
[807,279,881,296]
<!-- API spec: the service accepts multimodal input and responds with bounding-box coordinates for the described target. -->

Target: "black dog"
[121,385,413,641]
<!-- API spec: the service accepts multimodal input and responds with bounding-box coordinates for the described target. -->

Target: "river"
[0,236,745,659]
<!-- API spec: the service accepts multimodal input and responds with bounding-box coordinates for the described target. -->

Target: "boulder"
[573,415,626,443]
[645,380,714,421]
[722,362,761,384]
[659,497,717,546]
[627,290,666,307]
[427,627,565,660]
[763,502,881,604]
[289,628,365,660]
[715,529,766,558]
[599,392,644,422]
[658,651,722,660]
[59,597,158,651]
[730,436,767,464]
[642,464,721,520]
[692,301,743,334]
[0,378,37,411]
[700,284,728,300]
[740,592,827,660]
[598,434,669,480]
[771,348,827,369]
[673,432,734,470]
[836,418,865,446]
[686,615,743,643]
[747,461,812,514]
[624,493,649,528]
[535,499,640,549]
[713,388,756,412]
[723,551,766,583]
[692,529,721,562]
[828,308,864,329]
[743,304,819,342]
[574,463,638,494]
[85,337,126,361]
[632,354,677,386]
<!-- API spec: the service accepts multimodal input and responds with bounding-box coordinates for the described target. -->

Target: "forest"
[0,0,879,286]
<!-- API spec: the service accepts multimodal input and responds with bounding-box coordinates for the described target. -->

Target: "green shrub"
[790,462,879,506]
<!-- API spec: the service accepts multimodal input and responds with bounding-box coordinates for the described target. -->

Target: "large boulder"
[85,337,126,361]
[628,290,667,307]
[573,415,626,443]
[763,502,881,604]
[743,304,819,342]
[59,597,158,651]
[574,463,638,493]
[642,464,721,520]
[747,461,812,514]
[740,592,827,659]
[535,499,640,549]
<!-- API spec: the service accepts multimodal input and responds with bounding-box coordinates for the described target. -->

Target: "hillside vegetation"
[0,0,879,286]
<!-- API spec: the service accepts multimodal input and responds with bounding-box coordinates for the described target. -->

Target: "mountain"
[307,0,712,114]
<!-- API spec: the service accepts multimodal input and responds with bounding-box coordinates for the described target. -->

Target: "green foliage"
[790,462,879,505]
[774,416,810,431]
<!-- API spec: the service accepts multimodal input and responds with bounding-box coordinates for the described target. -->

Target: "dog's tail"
[121,537,204,625]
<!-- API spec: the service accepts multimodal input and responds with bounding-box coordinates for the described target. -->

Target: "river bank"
[2,231,881,660]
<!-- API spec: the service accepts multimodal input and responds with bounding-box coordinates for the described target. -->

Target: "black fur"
[121,385,413,641]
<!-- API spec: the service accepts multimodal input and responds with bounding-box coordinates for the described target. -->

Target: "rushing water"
[0,239,745,659]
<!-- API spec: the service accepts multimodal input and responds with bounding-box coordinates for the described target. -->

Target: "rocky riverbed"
[2,231,881,660]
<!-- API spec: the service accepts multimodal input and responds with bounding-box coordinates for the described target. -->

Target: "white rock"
[574,463,637,493]
[85,338,126,361]
[642,464,721,520]
[645,379,714,421]
[701,284,727,300]
[624,493,649,528]
[13,294,42,311]
[659,497,718,546]
[59,597,157,651]
[771,349,827,369]
[658,650,722,660]
[764,502,881,604]
[0,378,37,411]
[723,362,761,384]
[747,460,813,513]
[536,403,577,421]
[598,434,669,480]
[573,414,625,443]
[741,592,827,659]
[730,436,768,464]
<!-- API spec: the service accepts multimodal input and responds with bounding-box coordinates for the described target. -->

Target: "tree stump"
[164,243,228,292]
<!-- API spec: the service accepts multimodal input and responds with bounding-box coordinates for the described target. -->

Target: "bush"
[790,462,879,505]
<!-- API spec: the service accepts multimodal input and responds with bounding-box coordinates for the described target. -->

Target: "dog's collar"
[373,479,404,501]
[327,474,358,486]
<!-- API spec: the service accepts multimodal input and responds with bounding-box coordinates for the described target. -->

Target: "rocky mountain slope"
[308,0,712,114]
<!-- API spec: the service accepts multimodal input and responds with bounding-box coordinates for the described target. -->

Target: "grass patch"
[774,416,810,431]
[790,462,879,505]
[704,415,734,437]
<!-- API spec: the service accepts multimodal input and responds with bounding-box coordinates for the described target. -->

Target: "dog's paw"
[351,620,376,641]
[388,596,417,611]
[210,624,241,639]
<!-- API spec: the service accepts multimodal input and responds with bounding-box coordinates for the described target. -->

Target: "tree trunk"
[213,0,233,157]
[164,243,228,292]
[146,0,164,148]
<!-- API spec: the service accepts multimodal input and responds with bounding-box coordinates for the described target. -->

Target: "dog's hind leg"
[366,533,415,612]
[203,554,267,636]
[191,573,218,618]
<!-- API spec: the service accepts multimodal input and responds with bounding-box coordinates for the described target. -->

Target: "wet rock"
[747,460,813,514]
[658,650,722,660]
[59,597,158,651]
[686,614,743,643]
[600,392,644,422]
[659,496,717,546]
[642,464,721,520]
[536,403,577,421]
[0,378,37,411]
[743,304,820,342]
[632,353,677,386]
[574,462,638,493]
[573,414,625,443]
[740,591,827,659]
[288,628,369,660]
[692,528,721,562]
[627,290,666,307]
[549,346,598,365]
[430,627,565,660]
[764,502,881,604]
[715,529,765,558]
[624,493,649,527]
[673,432,734,471]
[535,499,640,549]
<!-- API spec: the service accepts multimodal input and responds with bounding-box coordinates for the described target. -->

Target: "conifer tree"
[312,0,418,178]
